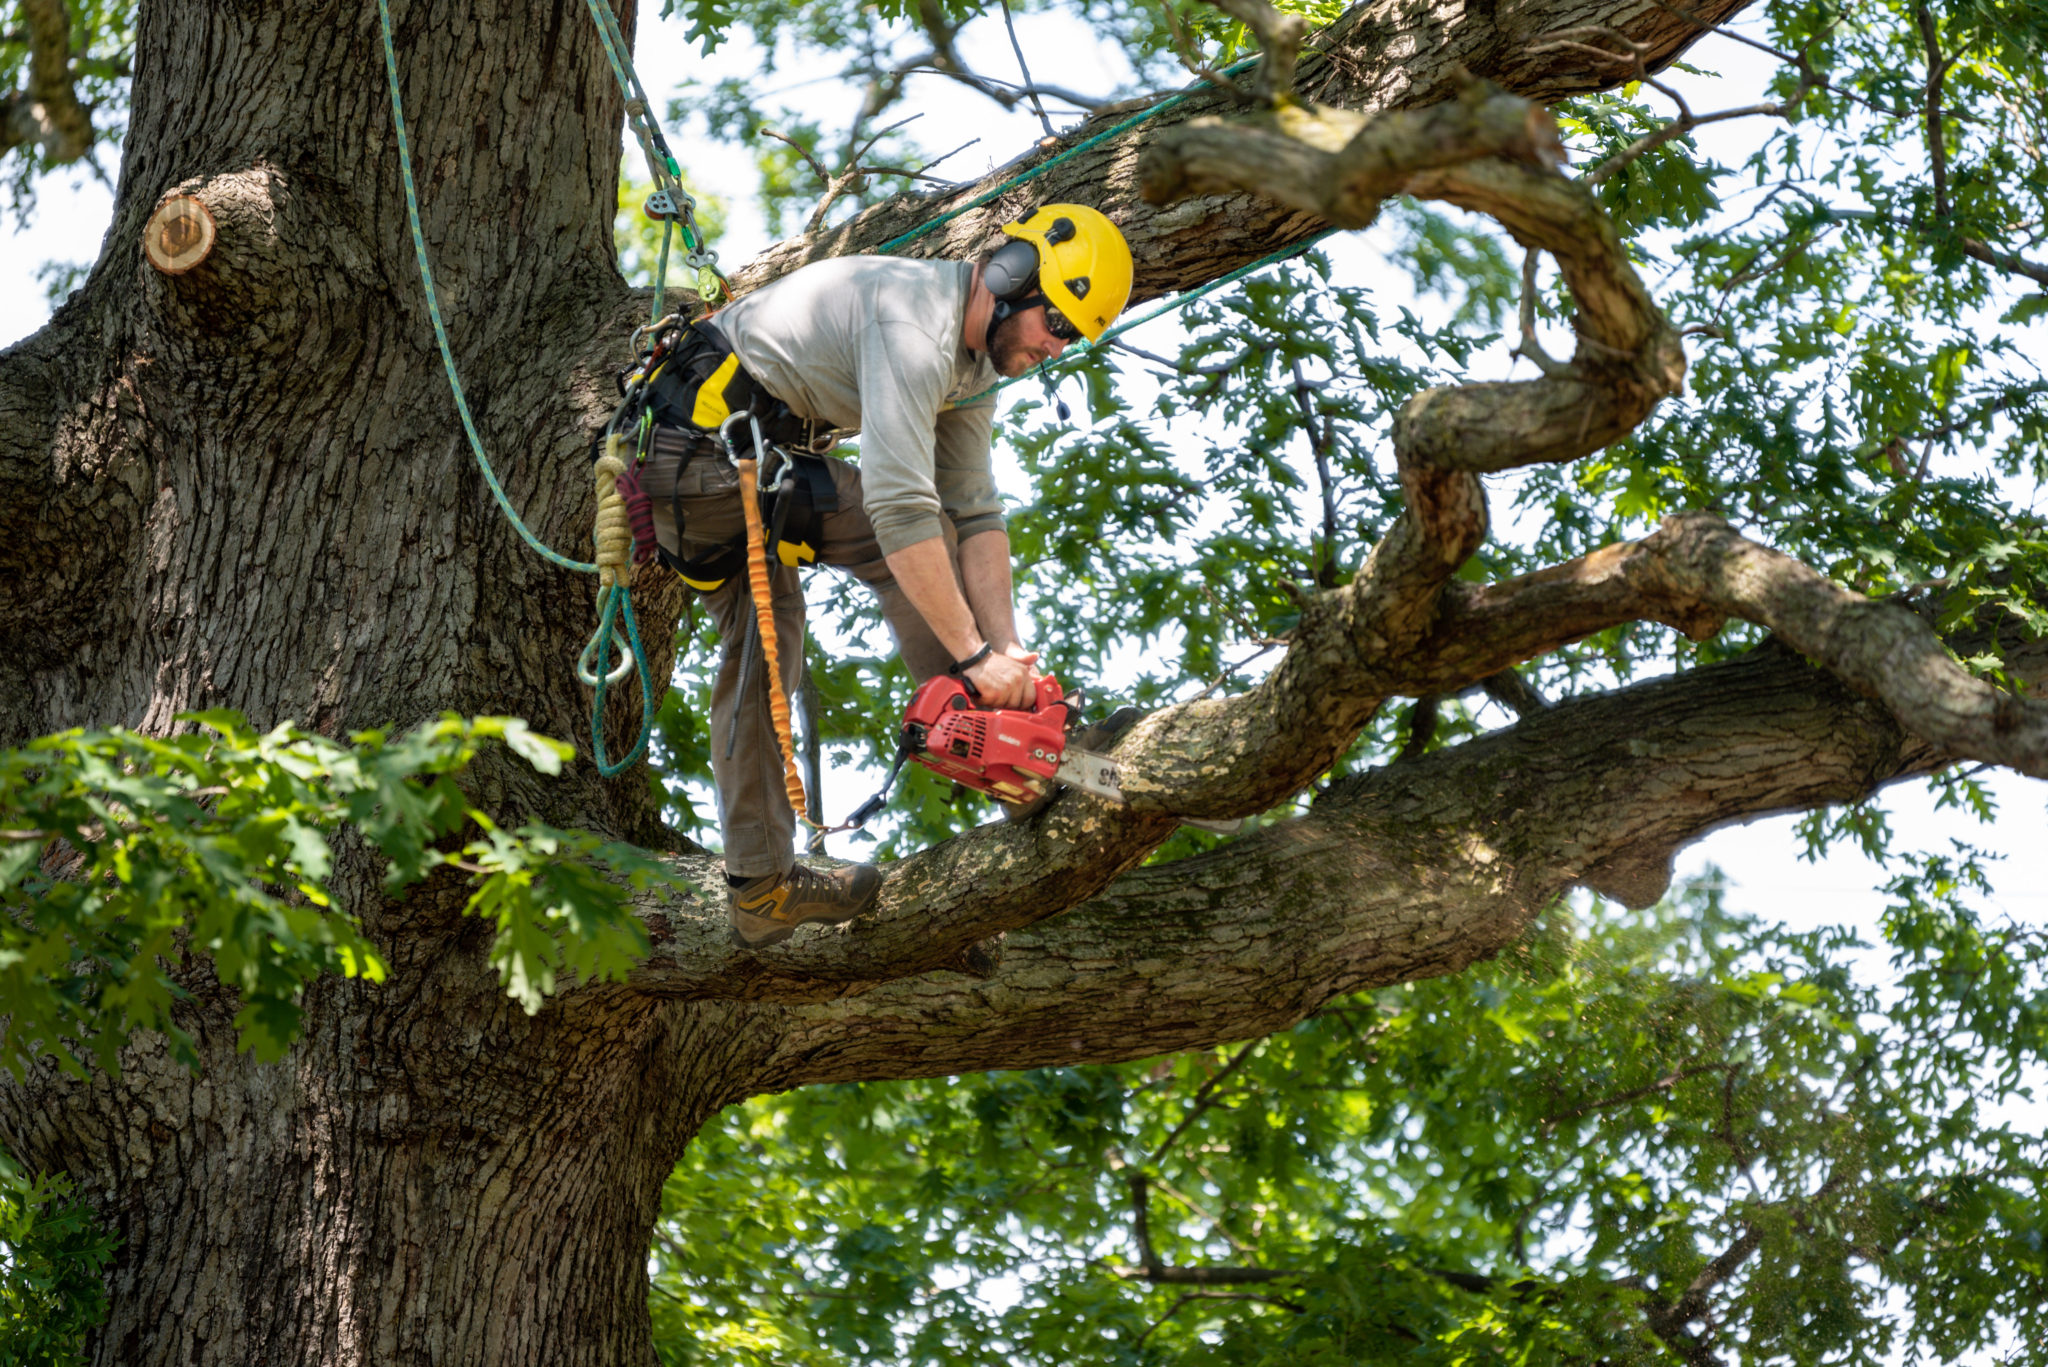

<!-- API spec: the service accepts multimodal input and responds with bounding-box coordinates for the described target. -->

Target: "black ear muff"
[983,238,1040,300]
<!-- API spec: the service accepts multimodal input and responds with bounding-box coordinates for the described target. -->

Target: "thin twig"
[1188,641,1285,702]
[1514,248,1572,377]
[997,0,1056,139]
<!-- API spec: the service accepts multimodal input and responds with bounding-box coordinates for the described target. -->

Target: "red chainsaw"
[838,674,1240,834]
[899,673,1125,805]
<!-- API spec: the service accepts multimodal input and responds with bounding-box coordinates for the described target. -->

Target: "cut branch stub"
[143,195,218,275]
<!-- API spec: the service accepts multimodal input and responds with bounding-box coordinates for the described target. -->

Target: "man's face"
[987,305,1071,377]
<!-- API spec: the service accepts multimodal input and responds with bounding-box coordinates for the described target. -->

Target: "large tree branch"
[624,512,2046,1007]
[753,618,2044,1088]
[729,0,1760,299]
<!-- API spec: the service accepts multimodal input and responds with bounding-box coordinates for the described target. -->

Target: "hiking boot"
[1002,706,1144,824]
[728,862,882,949]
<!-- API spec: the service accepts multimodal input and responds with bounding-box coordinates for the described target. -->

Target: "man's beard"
[987,311,1039,376]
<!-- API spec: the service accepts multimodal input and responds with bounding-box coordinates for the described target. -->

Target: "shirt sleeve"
[934,400,1004,542]
[854,319,955,556]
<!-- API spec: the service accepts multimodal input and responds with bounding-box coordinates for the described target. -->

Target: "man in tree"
[5,0,2048,1361]
[637,204,1134,947]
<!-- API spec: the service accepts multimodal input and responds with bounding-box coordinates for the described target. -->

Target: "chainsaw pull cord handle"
[736,453,816,829]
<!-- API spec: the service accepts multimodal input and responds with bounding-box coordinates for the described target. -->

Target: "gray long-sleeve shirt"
[712,256,1004,556]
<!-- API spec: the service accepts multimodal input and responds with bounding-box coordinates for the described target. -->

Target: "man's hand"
[965,643,1040,710]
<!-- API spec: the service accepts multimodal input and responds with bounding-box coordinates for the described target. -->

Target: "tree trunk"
[0,0,716,1358]
[13,0,2045,1362]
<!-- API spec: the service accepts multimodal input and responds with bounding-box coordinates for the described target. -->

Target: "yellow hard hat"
[999,204,1133,342]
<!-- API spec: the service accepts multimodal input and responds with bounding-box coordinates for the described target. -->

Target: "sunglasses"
[1042,303,1083,343]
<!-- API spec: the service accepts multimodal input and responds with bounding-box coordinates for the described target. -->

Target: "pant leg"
[642,429,806,879]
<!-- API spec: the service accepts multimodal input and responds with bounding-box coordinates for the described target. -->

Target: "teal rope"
[579,0,636,103]
[874,53,1263,257]
[653,217,672,324]
[588,583,657,773]
[377,0,655,777]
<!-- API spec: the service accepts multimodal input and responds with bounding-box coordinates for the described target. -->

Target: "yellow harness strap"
[736,456,813,827]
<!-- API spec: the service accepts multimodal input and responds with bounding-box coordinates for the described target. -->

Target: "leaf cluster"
[0,1155,117,1367]
[0,712,679,1077]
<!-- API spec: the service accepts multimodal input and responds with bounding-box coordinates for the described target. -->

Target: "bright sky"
[3,18,2043,1346]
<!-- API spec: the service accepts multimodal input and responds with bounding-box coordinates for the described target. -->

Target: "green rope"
[376,0,655,777]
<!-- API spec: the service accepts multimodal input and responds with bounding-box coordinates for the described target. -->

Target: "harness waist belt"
[638,320,840,592]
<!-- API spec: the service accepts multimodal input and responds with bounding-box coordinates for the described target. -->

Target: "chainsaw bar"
[1053,748,1124,801]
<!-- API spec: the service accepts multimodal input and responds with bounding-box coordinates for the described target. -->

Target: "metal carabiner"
[630,312,681,354]
[718,409,770,469]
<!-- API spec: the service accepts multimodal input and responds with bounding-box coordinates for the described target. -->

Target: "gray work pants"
[640,425,960,879]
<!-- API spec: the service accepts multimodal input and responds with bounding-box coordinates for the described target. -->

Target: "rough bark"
[6,0,2043,1364]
